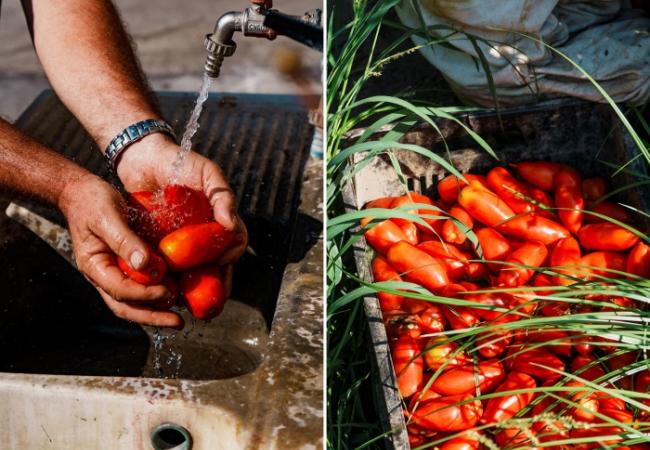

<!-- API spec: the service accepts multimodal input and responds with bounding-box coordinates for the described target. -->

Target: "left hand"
[115,133,248,269]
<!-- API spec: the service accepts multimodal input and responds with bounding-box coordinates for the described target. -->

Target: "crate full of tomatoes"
[360,161,650,449]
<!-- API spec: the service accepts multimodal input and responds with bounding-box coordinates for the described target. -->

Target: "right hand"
[58,172,183,329]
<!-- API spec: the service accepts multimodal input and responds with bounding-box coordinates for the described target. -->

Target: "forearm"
[0,119,88,207]
[23,0,161,150]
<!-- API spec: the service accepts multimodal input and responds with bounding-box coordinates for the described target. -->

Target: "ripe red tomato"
[497,240,548,287]
[584,201,632,224]
[475,227,512,272]
[159,222,237,271]
[363,197,395,209]
[391,192,444,232]
[386,241,449,293]
[391,336,424,398]
[578,223,640,251]
[510,161,569,191]
[487,166,538,214]
[476,326,512,358]
[438,432,481,450]
[417,240,468,280]
[506,346,565,381]
[180,263,227,320]
[437,174,489,203]
[398,221,419,245]
[580,251,627,279]
[442,205,473,245]
[481,371,536,423]
[411,394,482,432]
[128,185,214,243]
[582,177,608,201]
[430,359,505,395]
[423,336,468,371]
[158,275,180,309]
[522,329,571,358]
[550,237,582,286]
[498,213,569,245]
[627,242,650,278]
[117,251,167,286]
[458,186,514,227]
[571,354,606,381]
[371,255,404,311]
[402,299,447,334]
[554,168,584,233]
[361,218,409,254]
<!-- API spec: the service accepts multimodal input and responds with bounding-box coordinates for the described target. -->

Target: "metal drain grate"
[15,91,314,225]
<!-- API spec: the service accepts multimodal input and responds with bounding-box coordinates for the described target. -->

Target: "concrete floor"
[0,0,322,121]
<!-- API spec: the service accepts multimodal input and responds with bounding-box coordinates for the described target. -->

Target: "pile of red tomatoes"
[361,161,650,449]
[118,184,240,320]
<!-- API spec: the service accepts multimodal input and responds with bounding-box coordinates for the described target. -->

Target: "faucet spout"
[203,11,242,78]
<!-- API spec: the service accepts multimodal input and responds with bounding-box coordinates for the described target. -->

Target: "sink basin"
[0,91,323,449]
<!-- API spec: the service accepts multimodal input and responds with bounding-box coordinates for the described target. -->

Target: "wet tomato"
[117,250,167,286]
[159,222,237,271]
[180,263,227,320]
[128,185,214,243]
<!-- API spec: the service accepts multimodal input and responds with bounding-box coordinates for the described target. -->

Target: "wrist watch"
[104,119,177,172]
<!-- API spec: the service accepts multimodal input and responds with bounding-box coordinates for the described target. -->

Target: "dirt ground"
[0,0,322,121]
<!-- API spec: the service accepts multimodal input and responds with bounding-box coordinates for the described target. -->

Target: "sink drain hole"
[151,423,192,450]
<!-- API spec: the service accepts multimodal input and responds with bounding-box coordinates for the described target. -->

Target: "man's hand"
[58,171,184,329]
[116,134,248,265]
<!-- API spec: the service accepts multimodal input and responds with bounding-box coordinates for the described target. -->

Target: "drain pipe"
[203,0,322,79]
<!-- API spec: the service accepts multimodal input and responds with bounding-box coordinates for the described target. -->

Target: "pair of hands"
[58,134,247,329]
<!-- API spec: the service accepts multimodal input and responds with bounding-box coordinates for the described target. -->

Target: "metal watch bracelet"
[104,119,177,172]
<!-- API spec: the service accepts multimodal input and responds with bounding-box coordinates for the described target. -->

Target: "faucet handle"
[250,0,272,9]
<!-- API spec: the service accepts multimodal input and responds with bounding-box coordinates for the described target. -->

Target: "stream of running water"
[153,75,213,377]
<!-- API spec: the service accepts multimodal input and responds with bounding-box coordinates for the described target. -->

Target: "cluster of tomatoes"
[119,184,240,320]
[361,161,650,449]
